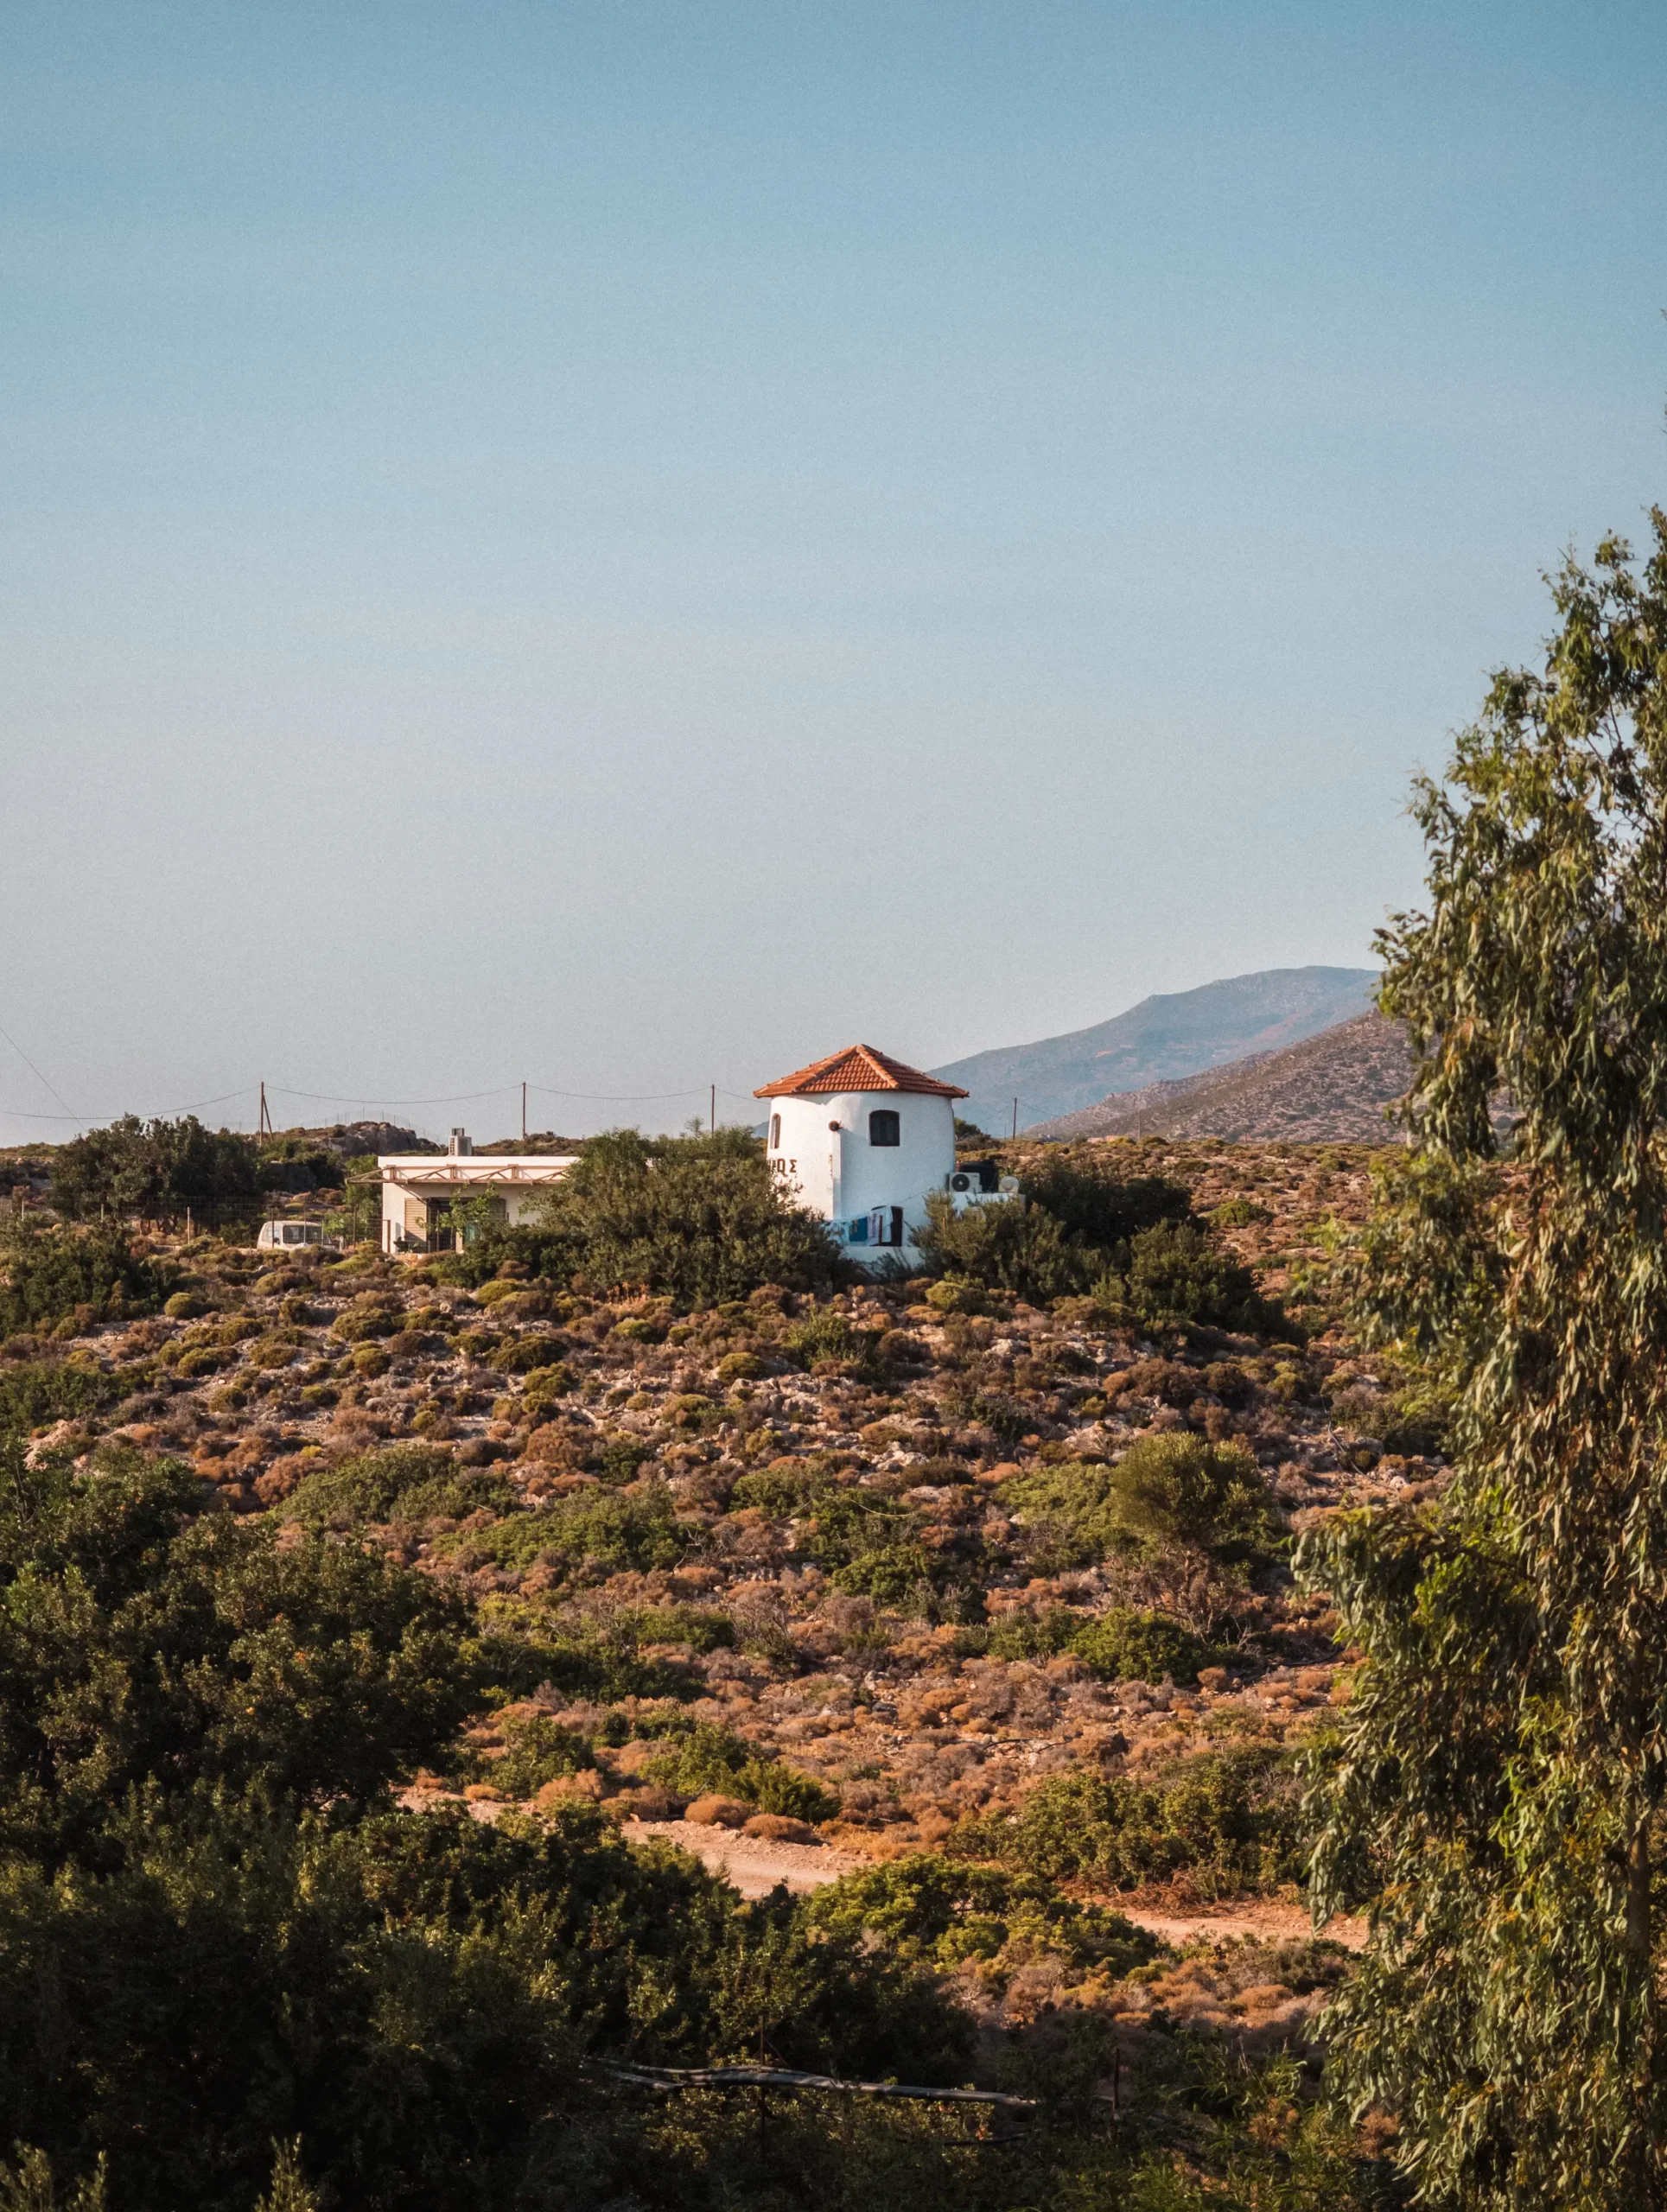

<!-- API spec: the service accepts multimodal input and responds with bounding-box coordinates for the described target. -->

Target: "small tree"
[526,1127,839,1307]
[1301,512,1667,2205]
[49,1116,258,1218]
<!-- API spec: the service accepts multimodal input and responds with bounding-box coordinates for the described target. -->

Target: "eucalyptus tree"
[1302,512,1667,2207]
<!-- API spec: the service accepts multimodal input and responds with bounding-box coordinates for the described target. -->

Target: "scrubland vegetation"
[4,511,1665,2208]
[0,1116,1409,2210]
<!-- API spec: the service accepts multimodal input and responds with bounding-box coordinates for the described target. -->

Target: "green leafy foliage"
[283,1443,513,1530]
[913,1161,1284,1333]
[0,1224,171,1336]
[1017,1161,1193,1249]
[1111,1220,1288,1335]
[507,1127,842,1308]
[0,1361,123,1434]
[959,1750,1300,1896]
[0,1443,480,1863]
[639,1719,842,1822]
[482,1711,596,1796]
[450,1478,685,1580]
[986,1603,1217,1682]
[999,1437,1280,1571]
[1300,511,1667,2207]
[805,1853,1158,1981]
[0,1432,997,2209]
[912,1192,1085,1301]
[1070,1607,1218,1686]
[48,1116,260,1219]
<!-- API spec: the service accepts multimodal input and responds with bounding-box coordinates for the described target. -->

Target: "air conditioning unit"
[950,1172,974,1192]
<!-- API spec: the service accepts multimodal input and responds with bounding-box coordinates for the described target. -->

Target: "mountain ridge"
[933,965,1378,1134]
[1026,1010,1412,1144]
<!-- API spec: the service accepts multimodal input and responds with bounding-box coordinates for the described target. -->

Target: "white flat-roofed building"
[755,1043,1015,1270]
[378,1128,580,1255]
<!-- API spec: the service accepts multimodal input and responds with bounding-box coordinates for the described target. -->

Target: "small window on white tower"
[770,1115,781,1149]
[868,1109,900,1147]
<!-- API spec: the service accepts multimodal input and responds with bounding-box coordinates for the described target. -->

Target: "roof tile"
[754,1044,968,1100]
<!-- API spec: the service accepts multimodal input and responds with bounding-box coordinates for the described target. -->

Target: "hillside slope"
[1029,1010,1411,1143]
[933,966,1377,1133]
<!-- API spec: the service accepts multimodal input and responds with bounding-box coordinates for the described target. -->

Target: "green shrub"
[472,1628,698,1707]
[1209,1195,1274,1229]
[246,1332,301,1370]
[729,1464,835,1517]
[805,1854,1157,1980]
[459,1481,684,1580]
[162,1290,205,1319]
[830,1540,936,1605]
[911,1193,1085,1301]
[716,1349,767,1382]
[285,1444,514,1531]
[1000,1436,1280,1567]
[1098,1432,1281,1560]
[1018,1161,1192,1249]
[610,1315,665,1343]
[329,1309,398,1344]
[1329,1375,1455,1456]
[640,1720,838,1821]
[48,1114,259,1218]
[595,1433,654,1484]
[1116,1220,1288,1335]
[175,1346,234,1379]
[0,1360,123,1433]
[520,1363,576,1417]
[488,1333,562,1374]
[616,1605,735,1653]
[987,1605,1080,1660]
[0,1224,172,1336]
[959,1749,1300,1895]
[913,1165,1196,1304]
[748,1764,840,1822]
[522,1127,840,1310]
[783,1307,870,1367]
[790,1484,917,1572]
[487,1713,596,1798]
[1070,1607,1216,1685]
[921,1274,1000,1315]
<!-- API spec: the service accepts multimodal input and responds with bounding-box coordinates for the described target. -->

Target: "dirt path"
[623,1819,1366,1948]
[623,1819,866,1897]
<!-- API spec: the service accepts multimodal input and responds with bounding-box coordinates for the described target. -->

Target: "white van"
[255,1220,337,1252]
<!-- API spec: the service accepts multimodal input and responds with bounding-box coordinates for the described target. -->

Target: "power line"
[269,1084,521,1109]
[2,1076,766,1128]
[0,1085,253,1123]
[0,1020,82,1126]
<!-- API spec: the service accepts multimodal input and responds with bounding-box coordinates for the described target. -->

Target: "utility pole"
[1011,1097,1018,1141]
[258,1082,272,1141]
[710,1084,716,1134]
[521,1081,527,1142]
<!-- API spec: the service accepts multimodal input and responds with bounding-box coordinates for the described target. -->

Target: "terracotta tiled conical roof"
[754,1045,968,1100]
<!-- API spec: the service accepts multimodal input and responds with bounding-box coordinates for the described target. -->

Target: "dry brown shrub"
[684,1795,750,1827]
[741,1814,820,1844]
[524,1423,580,1465]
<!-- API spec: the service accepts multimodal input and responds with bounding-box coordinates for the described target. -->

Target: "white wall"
[767,1089,956,1268]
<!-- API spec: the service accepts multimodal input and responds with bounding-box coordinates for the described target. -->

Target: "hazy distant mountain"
[1027,1010,1411,1144]
[935,967,1378,1135]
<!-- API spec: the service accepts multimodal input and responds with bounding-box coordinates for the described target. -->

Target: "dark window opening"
[868,1109,900,1147]
[769,1114,781,1149]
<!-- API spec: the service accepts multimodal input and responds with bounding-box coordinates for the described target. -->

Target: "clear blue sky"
[3,1,1664,1142]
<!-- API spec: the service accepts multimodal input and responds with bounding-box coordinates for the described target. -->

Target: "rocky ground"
[9,1137,1426,2050]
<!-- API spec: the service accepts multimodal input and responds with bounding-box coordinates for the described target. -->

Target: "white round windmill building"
[754,1042,1015,1269]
